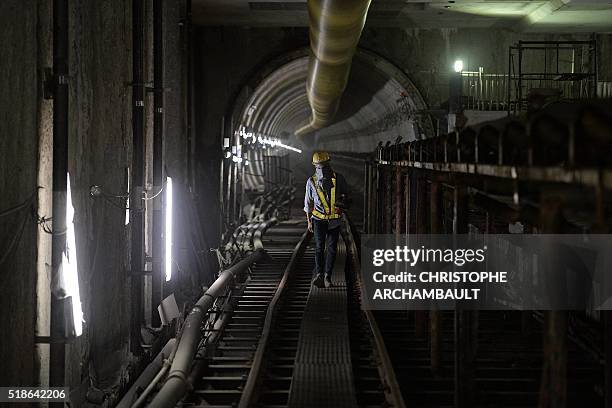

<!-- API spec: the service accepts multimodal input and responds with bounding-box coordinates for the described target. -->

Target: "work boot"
[324,276,332,288]
[312,274,325,288]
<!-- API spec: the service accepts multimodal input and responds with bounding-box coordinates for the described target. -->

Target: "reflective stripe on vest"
[311,174,340,220]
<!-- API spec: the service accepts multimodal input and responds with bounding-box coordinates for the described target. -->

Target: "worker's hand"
[307,219,313,233]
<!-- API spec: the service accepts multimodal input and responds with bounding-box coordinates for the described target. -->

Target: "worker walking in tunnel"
[304,151,348,288]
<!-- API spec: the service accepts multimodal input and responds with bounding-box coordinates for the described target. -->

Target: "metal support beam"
[151,0,164,327]
[404,172,412,235]
[596,176,612,408]
[394,166,403,237]
[385,167,393,234]
[606,311,612,408]
[371,164,379,234]
[538,193,567,408]
[363,161,370,233]
[430,181,442,374]
[50,0,69,401]
[131,0,146,354]
[453,185,476,408]
[416,177,428,234]
[185,0,195,190]
[415,176,428,338]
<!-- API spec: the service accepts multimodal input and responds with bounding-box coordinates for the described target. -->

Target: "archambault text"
[373,288,481,300]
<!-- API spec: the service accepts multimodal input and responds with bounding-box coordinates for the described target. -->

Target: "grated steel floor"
[288,238,358,407]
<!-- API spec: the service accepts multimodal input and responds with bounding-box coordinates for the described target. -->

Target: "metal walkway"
[132,219,402,408]
[288,238,358,407]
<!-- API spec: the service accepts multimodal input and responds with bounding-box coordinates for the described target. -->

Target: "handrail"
[238,230,311,407]
[342,215,407,408]
[147,248,266,408]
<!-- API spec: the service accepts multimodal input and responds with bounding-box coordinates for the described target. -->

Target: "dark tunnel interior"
[2,1,612,407]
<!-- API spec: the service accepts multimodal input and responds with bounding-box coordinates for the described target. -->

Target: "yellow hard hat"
[312,151,330,165]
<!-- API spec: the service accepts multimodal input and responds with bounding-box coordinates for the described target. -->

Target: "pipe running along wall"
[295,0,371,136]
[147,249,266,408]
[50,0,69,398]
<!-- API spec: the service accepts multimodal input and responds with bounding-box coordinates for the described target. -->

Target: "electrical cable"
[35,214,67,236]
[0,190,37,219]
[99,194,144,212]
[103,191,130,199]
[0,190,40,265]
[143,185,164,200]
[0,212,29,266]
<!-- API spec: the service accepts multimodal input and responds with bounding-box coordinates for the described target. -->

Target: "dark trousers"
[312,218,340,278]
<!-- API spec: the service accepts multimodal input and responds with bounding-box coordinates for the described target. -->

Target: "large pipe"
[50,0,69,402]
[131,0,145,354]
[147,249,266,408]
[115,339,176,408]
[295,0,371,136]
[152,0,164,326]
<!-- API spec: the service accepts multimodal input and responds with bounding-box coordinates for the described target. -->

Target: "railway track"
[180,223,302,407]
[249,234,313,407]
[175,220,401,408]
[131,216,604,408]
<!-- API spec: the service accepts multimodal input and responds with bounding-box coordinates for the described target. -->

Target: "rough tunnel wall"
[359,28,612,110]
[162,0,218,300]
[194,26,308,234]
[0,0,40,388]
[67,0,133,397]
[317,29,612,155]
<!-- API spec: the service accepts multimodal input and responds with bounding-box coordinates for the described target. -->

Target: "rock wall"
[193,27,309,237]
[359,28,612,108]
[1,1,202,404]
[0,0,41,389]
[66,0,133,399]
[194,27,612,203]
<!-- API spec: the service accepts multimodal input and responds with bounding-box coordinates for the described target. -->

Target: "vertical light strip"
[65,173,83,336]
[165,176,173,282]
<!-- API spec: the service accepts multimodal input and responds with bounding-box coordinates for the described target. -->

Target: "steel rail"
[147,248,266,408]
[342,215,407,408]
[238,230,312,407]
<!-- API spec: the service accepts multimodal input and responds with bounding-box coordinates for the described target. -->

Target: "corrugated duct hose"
[295,0,372,136]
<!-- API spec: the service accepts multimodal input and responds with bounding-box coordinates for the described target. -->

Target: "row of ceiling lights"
[222,127,302,165]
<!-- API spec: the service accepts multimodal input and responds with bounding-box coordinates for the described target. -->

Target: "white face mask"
[315,164,333,192]
[315,164,332,181]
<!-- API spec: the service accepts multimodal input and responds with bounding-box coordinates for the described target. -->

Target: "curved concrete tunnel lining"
[257,81,309,137]
[270,98,311,137]
[240,57,309,135]
[6,0,612,403]
[250,78,306,135]
[228,46,433,205]
[233,48,431,154]
[265,95,310,137]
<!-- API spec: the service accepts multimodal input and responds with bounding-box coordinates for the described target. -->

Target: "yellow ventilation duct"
[295,0,372,136]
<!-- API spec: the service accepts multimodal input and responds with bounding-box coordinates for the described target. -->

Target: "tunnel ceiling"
[234,48,430,150]
[193,0,612,32]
